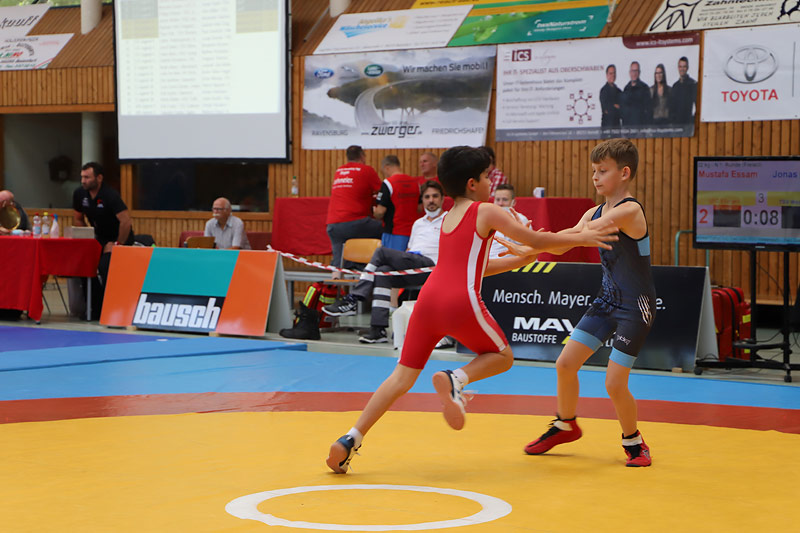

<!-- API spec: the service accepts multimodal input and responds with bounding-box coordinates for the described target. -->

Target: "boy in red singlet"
[326,146,619,473]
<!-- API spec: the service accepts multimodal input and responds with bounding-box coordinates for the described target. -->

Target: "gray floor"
[5,279,798,387]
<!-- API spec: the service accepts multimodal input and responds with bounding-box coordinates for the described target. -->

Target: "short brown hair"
[420,179,443,197]
[590,138,638,180]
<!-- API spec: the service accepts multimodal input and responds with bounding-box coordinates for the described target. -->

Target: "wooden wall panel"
[11,0,798,303]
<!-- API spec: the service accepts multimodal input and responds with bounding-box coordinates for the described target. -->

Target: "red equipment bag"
[300,282,340,328]
[711,287,752,361]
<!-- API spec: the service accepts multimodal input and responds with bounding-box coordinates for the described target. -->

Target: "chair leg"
[42,278,51,314]
[54,276,68,312]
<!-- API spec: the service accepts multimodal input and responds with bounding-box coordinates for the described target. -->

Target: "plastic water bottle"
[50,213,60,238]
[42,212,51,237]
[32,213,42,238]
[291,176,299,197]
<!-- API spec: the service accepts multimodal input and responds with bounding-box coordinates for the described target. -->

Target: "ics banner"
[646,0,800,33]
[701,24,800,123]
[303,46,495,150]
[459,263,716,371]
[495,33,700,142]
[100,248,291,337]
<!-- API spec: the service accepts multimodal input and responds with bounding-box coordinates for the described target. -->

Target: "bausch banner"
[303,46,495,149]
[459,263,712,371]
[702,24,800,122]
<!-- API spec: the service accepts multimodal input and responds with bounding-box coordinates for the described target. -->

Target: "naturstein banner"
[495,33,700,141]
[303,46,496,150]
[412,0,611,45]
[646,0,800,33]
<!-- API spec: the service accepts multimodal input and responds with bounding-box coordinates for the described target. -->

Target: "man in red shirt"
[374,155,422,251]
[326,145,383,270]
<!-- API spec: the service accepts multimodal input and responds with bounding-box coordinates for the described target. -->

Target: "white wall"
[4,114,83,210]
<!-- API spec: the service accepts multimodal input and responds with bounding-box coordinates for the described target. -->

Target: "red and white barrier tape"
[267,246,434,277]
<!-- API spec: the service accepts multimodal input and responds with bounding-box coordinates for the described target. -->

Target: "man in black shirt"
[621,61,652,126]
[72,162,134,297]
[599,64,622,131]
[669,56,697,125]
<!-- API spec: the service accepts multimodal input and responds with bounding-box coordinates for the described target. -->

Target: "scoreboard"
[694,158,800,250]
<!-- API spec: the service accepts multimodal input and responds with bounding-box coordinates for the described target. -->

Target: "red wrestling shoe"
[623,431,651,467]
[524,417,582,455]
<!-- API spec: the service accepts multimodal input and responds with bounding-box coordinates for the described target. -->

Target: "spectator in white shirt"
[204,197,251,250]
[489,184,530,259]
[323,180,446,344]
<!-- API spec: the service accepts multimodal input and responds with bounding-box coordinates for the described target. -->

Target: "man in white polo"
[204,197,251,250]
[323,180,445,344]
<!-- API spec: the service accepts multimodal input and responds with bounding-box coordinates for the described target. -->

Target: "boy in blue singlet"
[521,138,656,467]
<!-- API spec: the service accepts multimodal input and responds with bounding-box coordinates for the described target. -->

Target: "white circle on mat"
[225,484,512,531]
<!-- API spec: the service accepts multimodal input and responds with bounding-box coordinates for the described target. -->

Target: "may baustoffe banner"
[495,33,700,142]
[701,24,800,123]
[303,47,496,150]
[646,0,800,33]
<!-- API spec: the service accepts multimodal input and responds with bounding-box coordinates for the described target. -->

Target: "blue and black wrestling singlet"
[570,198,657,368]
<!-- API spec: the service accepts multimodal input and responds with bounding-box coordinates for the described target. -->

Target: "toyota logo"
[724,45,778,84]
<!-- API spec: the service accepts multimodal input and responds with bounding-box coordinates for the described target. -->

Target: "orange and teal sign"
[100,248,290,336]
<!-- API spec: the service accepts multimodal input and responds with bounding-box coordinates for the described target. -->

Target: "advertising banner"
[314,6,471,55]
[459,263,716,371]
[303,47,496,150]
[495,33,700,141]
[100,248,291,337]
[0,33,72,70]
[646,0,800,33]
[701,24,800,122]
[0,4,49,39]
[412,0,611,45]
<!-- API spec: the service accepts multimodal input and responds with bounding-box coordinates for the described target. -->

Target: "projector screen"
[114,0,290,161]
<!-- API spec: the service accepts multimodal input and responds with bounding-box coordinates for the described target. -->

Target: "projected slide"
[115,0,289,160]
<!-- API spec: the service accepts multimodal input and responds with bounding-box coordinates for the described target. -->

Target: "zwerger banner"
[646,0,800,33]
[0,33,73,70]
[314,6,471,55]
[495,33,700,141]
[701,24,800,122]
[412,0,612,46]
[303,47,496,150]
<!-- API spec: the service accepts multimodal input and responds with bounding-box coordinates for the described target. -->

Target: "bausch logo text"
[133,293,223,332]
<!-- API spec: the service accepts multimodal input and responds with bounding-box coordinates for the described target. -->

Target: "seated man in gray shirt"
[204,197,251,250]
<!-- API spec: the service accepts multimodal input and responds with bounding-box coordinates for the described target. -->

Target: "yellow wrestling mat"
[2,411,797,532]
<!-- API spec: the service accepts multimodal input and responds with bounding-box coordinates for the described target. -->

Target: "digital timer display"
[694,158,800,251]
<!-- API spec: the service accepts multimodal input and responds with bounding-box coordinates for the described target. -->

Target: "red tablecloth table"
[270,196,599,263]
[271,197,332,256]
[0,236,102,321]
[513,197,600,263]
